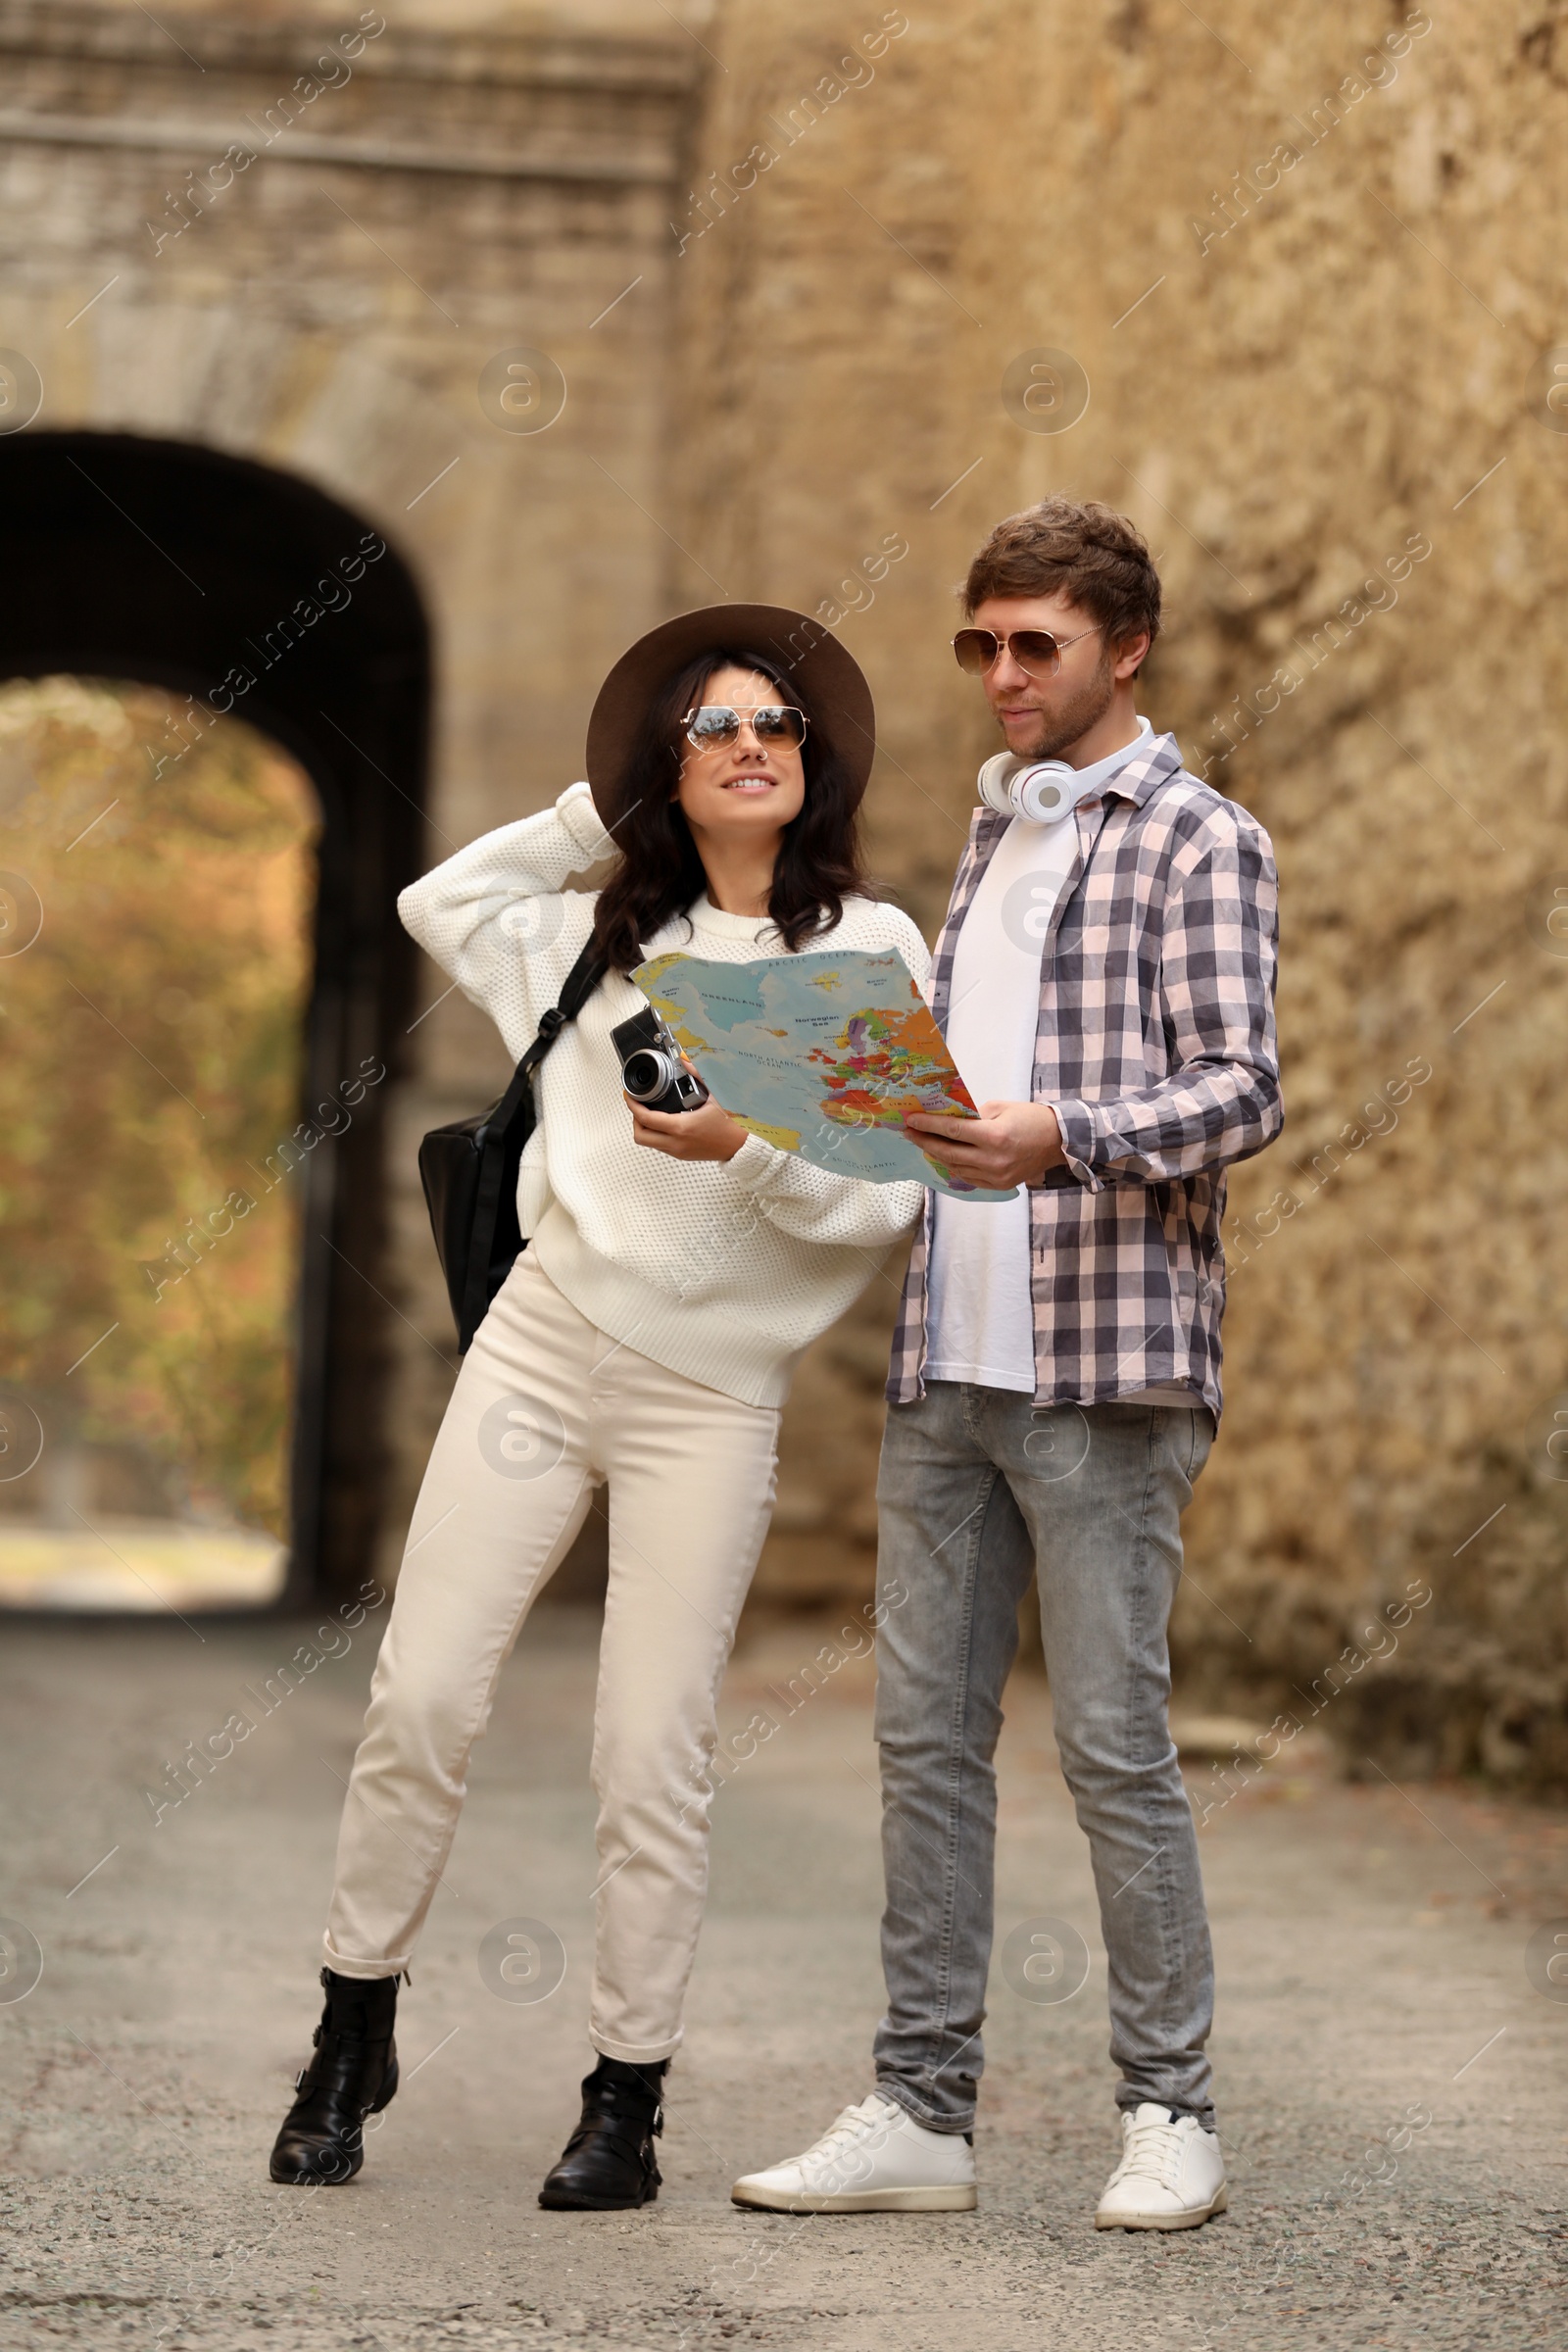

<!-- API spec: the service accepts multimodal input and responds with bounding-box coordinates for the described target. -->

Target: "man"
[732,499,1282,2230]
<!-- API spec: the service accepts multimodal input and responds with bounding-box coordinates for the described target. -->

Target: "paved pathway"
[2,1608,1565,2349]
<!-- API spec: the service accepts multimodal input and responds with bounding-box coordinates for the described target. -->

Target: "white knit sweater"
[399,782,932,1406]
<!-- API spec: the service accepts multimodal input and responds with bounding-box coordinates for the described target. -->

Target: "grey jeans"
[870,1384,1216,2132]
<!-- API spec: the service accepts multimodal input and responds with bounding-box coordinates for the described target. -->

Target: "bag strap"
[479,931,608,1146]
[457,931,608,1347]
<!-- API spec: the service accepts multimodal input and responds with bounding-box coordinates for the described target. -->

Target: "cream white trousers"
[323,1251,781,2061]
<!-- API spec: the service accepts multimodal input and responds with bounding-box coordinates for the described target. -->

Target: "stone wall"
[663,0,1568,1776]
[0,0,702,1587]
[5,0,1567,1773]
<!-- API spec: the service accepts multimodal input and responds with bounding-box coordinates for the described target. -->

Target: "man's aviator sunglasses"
[682,704,808,751]
[952,624,1100,678]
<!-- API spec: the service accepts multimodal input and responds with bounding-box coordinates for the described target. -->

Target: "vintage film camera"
[611,1005,710,1115]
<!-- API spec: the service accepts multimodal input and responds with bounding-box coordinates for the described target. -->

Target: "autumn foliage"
[0,678,317,1538]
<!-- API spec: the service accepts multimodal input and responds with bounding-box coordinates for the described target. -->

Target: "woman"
[269,605,931,2209]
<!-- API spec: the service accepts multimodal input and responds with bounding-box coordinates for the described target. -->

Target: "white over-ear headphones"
[976,717,1155,825]
[976,751,1102,826]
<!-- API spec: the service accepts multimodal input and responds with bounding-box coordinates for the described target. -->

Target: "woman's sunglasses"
[951,625,1100,678]
[682,704,808,751]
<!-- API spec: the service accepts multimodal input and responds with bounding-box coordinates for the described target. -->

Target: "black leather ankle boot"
[269,1967,400,2185]
[537,2056,666,2210]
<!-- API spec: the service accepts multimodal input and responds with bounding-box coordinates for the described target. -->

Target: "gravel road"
[2,1606,1565,2350]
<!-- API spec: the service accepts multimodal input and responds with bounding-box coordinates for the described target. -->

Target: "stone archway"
[0,427,430,1607]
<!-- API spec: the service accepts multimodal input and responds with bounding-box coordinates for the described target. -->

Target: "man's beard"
[1004,648,1116,763]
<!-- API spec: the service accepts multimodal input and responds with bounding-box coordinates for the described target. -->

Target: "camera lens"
[621,1049,669,1102]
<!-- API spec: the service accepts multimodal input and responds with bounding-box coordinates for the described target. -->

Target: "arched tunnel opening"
[0,431,430,1611]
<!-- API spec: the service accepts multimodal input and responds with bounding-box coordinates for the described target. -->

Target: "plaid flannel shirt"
[887,729,1282,1422]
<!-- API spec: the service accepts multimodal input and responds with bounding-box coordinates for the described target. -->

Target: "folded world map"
[632,946,1016,1200]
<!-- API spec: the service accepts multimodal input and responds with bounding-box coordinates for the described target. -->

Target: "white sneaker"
[1094,2102,1228,2230]
[731,2092,978,2213]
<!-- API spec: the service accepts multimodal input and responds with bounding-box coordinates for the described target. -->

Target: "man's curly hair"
[962,498,1162,667]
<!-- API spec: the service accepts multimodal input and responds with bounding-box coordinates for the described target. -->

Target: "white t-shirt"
[925,720,1197,1403]
[925,813,1077,1391]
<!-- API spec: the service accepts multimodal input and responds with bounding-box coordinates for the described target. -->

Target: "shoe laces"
[801,2096,898,2183]
[1115,2111,1187,2192]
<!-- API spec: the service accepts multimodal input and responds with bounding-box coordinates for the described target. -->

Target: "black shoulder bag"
[417,935,606,1353]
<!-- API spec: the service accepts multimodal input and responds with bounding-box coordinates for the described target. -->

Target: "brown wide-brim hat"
[585,602,876,832]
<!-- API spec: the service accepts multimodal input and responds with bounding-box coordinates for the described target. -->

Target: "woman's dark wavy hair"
[591,647,876,973]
